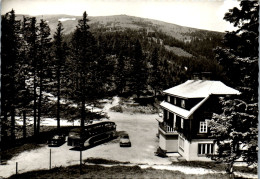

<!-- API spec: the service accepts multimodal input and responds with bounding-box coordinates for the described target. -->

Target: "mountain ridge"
[14,14,224,41]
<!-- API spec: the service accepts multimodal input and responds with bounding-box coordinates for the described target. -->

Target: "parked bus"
[67,121,116,148]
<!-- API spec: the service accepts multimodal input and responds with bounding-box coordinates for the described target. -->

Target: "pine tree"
[149,48,161,96]
[209,1,258,175]
[1,9,21,143]
[22,17,39,135]
[130,39,148,98]
[53,21,66,129]
[15,16,33,140]
[71,11,99,127]
[215,1,258,102]
[116,53,127,94]
[36,19,51,134]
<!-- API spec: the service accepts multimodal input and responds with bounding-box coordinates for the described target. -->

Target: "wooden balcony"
[159,122,178,134]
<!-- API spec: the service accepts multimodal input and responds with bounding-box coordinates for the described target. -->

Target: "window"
[174,97,177,105]
[181,118,184,129]
[198,143,214,155]
[199,121,207,133]
[181,99,185,108]
[173,114,176,128]
[167,96,170,102]
[179,136,184,150]
[166,111,169,120]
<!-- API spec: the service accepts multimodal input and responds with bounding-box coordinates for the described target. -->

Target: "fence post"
[16,162,18,175]
[49,149,51,170]
[80,150,82,174]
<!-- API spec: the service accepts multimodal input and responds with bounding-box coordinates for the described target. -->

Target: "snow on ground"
[42,91,105,114]
[42,92,66,105]
[15,117,81,126]
[102,96,120,113]
[16,92,110,127]
[58,17,76,22]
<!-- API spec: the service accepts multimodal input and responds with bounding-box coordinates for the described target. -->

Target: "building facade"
[158,80,240,161]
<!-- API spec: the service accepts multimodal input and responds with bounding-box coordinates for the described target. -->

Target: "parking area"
[84,112,171,165]
[0,110,172,178]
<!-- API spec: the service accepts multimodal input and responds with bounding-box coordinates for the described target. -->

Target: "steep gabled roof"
[161,80,240,119]
[160,96,209,119]
[163,80,240,98]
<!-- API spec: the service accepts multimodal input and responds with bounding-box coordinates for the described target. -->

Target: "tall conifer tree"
[53,21,66,129]
[131,39,148,98]
[1,9,21,142]
[71,11,98,127]
[22,17,39,135]
[36,19,51,134]
[209,1,258,175]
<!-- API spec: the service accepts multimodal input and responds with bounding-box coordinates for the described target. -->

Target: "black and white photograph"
[0,0,258,178]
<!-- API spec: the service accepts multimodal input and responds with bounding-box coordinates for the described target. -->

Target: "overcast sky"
[1,0,240,32]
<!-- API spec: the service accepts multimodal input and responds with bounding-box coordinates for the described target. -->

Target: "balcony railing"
[159,122,177,134]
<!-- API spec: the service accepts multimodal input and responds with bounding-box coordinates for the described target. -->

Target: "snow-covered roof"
[163,80,240,98]
[160,96,209,119]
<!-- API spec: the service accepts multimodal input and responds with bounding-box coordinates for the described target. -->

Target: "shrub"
[110,105,123,113]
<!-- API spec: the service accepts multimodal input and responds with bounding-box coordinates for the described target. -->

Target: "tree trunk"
[10,107,15,142]
[1,108,8,150]
[23,110,26,139]
[81,98,85,127]
[76,73,79,91]
[37,71,43,134]
[1,104,8,141]
[228,162,234,179]
[154,88,157,97]
[81,73,86,127]
[33,75,37,136]
[57,69,61,129]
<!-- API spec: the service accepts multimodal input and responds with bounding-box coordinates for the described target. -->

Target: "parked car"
[48,134,65,147]
[119,134,131,147]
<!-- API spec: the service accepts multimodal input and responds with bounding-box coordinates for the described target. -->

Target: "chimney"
[192,72,211,80]
[192,73,200,80]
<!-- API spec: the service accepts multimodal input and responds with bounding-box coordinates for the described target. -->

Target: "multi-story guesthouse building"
[158,79,240,161]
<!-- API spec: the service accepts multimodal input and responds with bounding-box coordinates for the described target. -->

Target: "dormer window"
[181,99,185,108]
[199,121,207,133]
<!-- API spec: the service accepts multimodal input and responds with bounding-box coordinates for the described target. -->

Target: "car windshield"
[122,135,129,139]
[69,132,80,137]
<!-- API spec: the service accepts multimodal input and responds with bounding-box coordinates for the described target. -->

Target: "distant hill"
[15,14,224,41]
[14,14,224,59]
